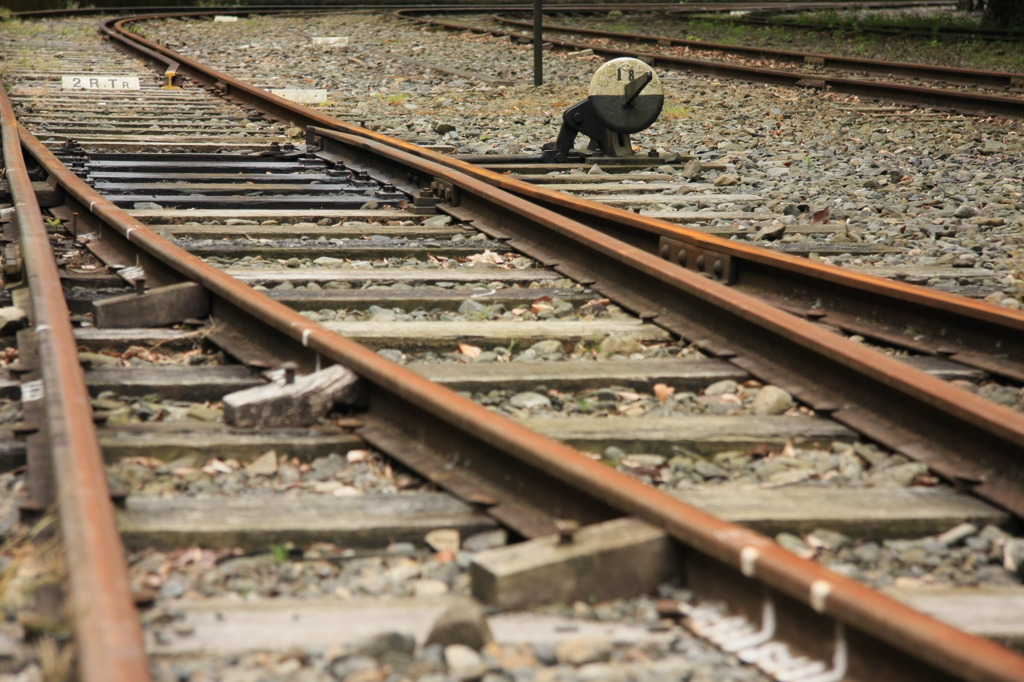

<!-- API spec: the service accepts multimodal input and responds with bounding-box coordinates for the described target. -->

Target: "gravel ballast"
[144,10,1024,310]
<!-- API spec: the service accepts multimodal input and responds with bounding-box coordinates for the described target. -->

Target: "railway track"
[400,10,1024,117]
[137,9,1024,308]
[1,6,1024,682]
[718,7,1024,43]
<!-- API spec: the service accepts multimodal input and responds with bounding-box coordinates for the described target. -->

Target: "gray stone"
[555,637,613,666]
[754,222,787,241]
[1003,538,1024,576]
[481,673,514,682]
[532,642,558,666]
[954,205,979,218]
[693,460,727,480]
[426,528,461,553]
[622,454,666,468]
[751,385,793,416]
[775,532,810,556]
[246,450,279,476]
[577,662,626,682]
[598,334,643,355]
[641,657,694,682]
[463,529,508,553]
[351,631,416,668]
[979,524,1012,547]
[408,644,447,678]
[310,453,346,480]
[978,383,1020,408]
[426,602,493,650]
[680,159,703,180]
[377,349,404,363]
[158,573,192,599]
[328,655,379,681]
[459,299,489,318]
[935,522,977,547]
[851,541,881,564]
[445,644,486,680]
[509,391,551,410]
[807,528,851,551]
[872,462,929,487]
[528,339,564,356]
[703,380,737,396]
[414,579,450,597]
[0,307,26,334]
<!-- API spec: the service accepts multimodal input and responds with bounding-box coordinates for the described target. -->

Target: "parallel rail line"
[1,6,1023,682]
[396,9,1024,117]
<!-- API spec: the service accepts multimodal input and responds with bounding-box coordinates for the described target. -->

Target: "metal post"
[533,0,543,86]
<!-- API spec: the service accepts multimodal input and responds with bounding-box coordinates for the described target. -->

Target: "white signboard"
[270,88,328,104]
[214,15,238,22]
[62,76,140,90]
[312,36,349,48]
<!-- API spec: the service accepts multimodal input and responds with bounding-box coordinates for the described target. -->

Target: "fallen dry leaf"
[810,207,830,224]
[202,458,234,475]
[653,383,675,402]
[466,249,504,265]
[458,343,482,358]
[346,449,372,463]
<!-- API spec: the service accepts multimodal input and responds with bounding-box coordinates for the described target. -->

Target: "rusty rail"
[9,9,1024,681]
[0,87,151,682]
[493,14,1024,88]
[18,87,1024,682]
[105,5,1024,509]
[103,14,1024,380]
[397,10,1024,118]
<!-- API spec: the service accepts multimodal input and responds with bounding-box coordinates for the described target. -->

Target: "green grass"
[788,8,980,33]
[581,12,1024,73]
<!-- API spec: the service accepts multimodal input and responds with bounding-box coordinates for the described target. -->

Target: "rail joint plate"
[658,237,735,283]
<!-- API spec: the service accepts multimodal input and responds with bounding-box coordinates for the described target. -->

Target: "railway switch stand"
[542,57,664,162]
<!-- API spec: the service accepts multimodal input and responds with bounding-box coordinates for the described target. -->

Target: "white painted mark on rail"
[61,76,140,91]
[740,546,760,577]
[302,329,312,347]
[810,580,832,613]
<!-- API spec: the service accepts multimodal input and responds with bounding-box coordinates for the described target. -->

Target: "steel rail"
[105,13,1024,375]
[715,13,1024,42]
[104,12,1024,512]
[12,2,956,21]
[493,14,1024,88]
[0,89,151,682]
[17,81,1024,682]
[398,11,1024,117]
[313,126,1024,514]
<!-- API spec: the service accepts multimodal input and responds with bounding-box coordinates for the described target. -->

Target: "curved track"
[2,5,1024,682]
